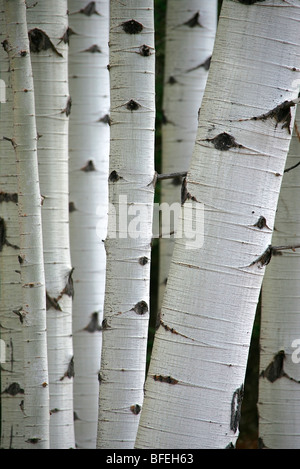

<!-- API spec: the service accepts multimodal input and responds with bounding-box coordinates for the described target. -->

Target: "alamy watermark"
[0,79,6,103]
[291,339,300,364]
[0,339,5,363]
[97,196,204,250]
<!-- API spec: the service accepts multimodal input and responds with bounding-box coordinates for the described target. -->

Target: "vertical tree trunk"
[3,0,49,449]
[97,0,155,449]
[0,0,24,448]
[136,0,300,449]
[158,0,217,315]
[68,0,110,449]
[26,1,75,448]
[258,105,300,449]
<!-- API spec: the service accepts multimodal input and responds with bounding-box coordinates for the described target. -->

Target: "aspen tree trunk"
[68,0,110,449]
[136,0,300,449]
[97,0,155,449]
[258,105,300,449]
[26,1,75,449]
[3,0,50,449]
[0,0,24,448]
[158,0,217,315]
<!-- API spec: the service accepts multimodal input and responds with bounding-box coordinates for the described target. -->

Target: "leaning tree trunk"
[258,104,300,449]
[26,1,75,449]
[136,0,300,449]
[68,0,110,449]
[158,0,217,317]
[3,0,50,449]
[97,0,155,449]
[0,0,24,448]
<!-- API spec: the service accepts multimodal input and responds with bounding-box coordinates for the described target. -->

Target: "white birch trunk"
[0,0,24,448]
[136,0,300,449]
[258,105,300,449]
[3,0,49,449]
[97,0,155,449]
[158,0,217,315]
[26,1,75,449]
[68,0,110,449]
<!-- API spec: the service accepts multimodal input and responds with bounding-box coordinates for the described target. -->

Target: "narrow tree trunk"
[158,0,217,316]
[258,105,300,449]
[97,0,155,449]
[0,0,24,448]
[26,1,75,448]
[68,0,110,449]
[136,0,300,449]
[3,0,49,449]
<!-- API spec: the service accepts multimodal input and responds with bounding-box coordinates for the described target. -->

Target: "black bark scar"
[122,19,143,34]
[247,99,298,134]
[60,356,74,381]
[181,177,199,205]
[28,28,63,57]
[187,56,211,73]
[230,384,244,433]
[205,132,244,151]
[83,312,102,332]
[153,375,178,385]
[183,12,202,28]
[0,192,18,203]
[260,350,300,384]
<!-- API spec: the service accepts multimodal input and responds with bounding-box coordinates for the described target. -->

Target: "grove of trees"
[0,0,300,450]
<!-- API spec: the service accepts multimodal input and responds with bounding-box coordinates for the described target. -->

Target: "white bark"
[3,0,49,449]
[26,1,75,449]
[158,0,217,314]
[97,0,155,449]
[258,106,300,449]
[0,0,24,448]
[68,0,110,449]
[136,0,300,449]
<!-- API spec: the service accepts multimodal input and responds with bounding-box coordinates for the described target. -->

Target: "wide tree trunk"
[26,1,75,449]
[0,0,24,448]
[68,0,110,449]
[136,0,300,449]
[3,0,50,449]
[258,104,300,449]
[158,0,217,316]
[97,0,155,449]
